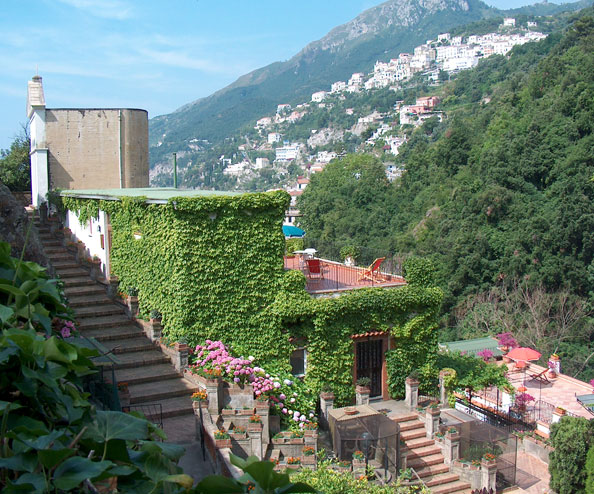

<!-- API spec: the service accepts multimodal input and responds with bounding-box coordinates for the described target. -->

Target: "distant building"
[256,117,273,128]
[255,158,270,169]
[297,177,309,190]
[277,104,292,114]
[276,144,301,162]
[311,91,327,103]
[27,75,148,207]
[527,21,537,28]
[331,81,346,93]
[503,18,516,27]
[268,132,282,144]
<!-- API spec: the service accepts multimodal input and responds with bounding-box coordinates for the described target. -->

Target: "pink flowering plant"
[188,340,317,430]
[496,332,517,349]
[52,318,78,339]
[476,349,494,362]
[515,392,535,408]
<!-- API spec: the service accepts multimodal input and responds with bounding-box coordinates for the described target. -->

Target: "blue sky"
[0,0,559,148]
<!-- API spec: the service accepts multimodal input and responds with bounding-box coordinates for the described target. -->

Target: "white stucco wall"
[65,209,110,276]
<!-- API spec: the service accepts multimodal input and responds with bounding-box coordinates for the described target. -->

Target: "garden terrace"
[283,256,406,295]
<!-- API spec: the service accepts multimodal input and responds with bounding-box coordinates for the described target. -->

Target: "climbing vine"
[60,193,442,407]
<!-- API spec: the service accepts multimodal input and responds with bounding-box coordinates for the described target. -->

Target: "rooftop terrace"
[284,256,406,295]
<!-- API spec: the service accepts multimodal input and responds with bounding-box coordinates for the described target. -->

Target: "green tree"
[297,154,396,258]
[549,417,594,494]
[0,130,31,192]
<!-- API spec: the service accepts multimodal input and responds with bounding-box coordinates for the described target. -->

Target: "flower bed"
[186,339,317,430]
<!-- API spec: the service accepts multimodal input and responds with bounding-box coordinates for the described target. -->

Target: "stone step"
[78,314,132,330]
[62,276,96,287]
[129,378,196,404]
[68,294,114,307]
[406,437,435,449]
[139,396,195,420]
[43,239,62,247]
[401,428,427,441]
[430,480,471,494]
[52,260,81,269]
[408,453,445,470]
[114,350,170,369]
[408,444,442,459]
[424,473,461,488]
[392,413,419,423]
[83,325,144,342]
[65,285,106,297]
[399,420,425,432]
[75,304,125,318]
[100,337,155,355]
[39,234,55,241]
[45,245,66,253]
[415,463,450,479]
[47,251,73,260]
[58,267,91,278]
[116,364,181,386]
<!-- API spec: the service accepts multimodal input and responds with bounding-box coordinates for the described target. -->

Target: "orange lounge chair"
[358,257,386,282]
[306,258,324,279]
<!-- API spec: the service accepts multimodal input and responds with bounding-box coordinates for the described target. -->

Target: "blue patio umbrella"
[282,225,305,238]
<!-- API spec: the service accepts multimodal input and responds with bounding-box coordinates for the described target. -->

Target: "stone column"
[444,429,460,464]
[481,460,497,491]
[425,407,440,438]
[320,392,334,429]
[256,402,271,445]
[250,428,263,459]
[205,379,220,416]
[405,378,419,410]
[399,445,409,471]
[439,369,455,407]
[355,385,370,406]
[106,275,119,300]
[173,343,188,372]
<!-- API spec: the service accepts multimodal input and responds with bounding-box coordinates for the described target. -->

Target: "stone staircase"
[36,222,197,428]
[394,413,471,494]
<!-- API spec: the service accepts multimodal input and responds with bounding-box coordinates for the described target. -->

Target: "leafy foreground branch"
[0,241,192,493]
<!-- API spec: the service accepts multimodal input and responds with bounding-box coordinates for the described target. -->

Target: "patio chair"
[529,368,551,384]
[358,257,386,282]
[306,258,324,280]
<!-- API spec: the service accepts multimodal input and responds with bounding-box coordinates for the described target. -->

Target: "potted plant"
[255,394,269,409]
[481,452,497,466]
[231,425,247,438]
[356,376,371,394]
[290,430,304,444]
[239,406,254,416]
[248,414,262,432]
[214,429,231,448]
[320,384,334,401]
[446,427,459,439]
[496,332,517,360]
[286,457,301,469]
[554,406,567,416]
[303,421,318,437]
[352,450,366,468]
[302,446,316,464]
[191,390,208,410]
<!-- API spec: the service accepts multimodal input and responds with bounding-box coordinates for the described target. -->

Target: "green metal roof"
[439,337,503,357]
[60,187,242,202]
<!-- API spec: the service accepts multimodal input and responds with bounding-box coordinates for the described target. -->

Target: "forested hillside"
[299,10,594,380]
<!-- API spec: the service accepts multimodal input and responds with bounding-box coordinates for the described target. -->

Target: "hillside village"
[190,19,546,209]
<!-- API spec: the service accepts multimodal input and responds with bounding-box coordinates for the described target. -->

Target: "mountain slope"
[149,0,494,165]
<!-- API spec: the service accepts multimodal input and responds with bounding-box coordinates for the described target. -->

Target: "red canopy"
[506,347,542,362]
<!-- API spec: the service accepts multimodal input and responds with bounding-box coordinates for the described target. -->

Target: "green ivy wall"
[61,194,442,405]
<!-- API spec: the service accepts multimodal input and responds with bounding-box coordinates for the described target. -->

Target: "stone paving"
[514,451,550,494]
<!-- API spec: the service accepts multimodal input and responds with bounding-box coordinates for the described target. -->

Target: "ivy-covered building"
[59,188,442,406]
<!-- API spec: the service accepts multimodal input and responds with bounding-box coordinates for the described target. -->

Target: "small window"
[290,348,307,377]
